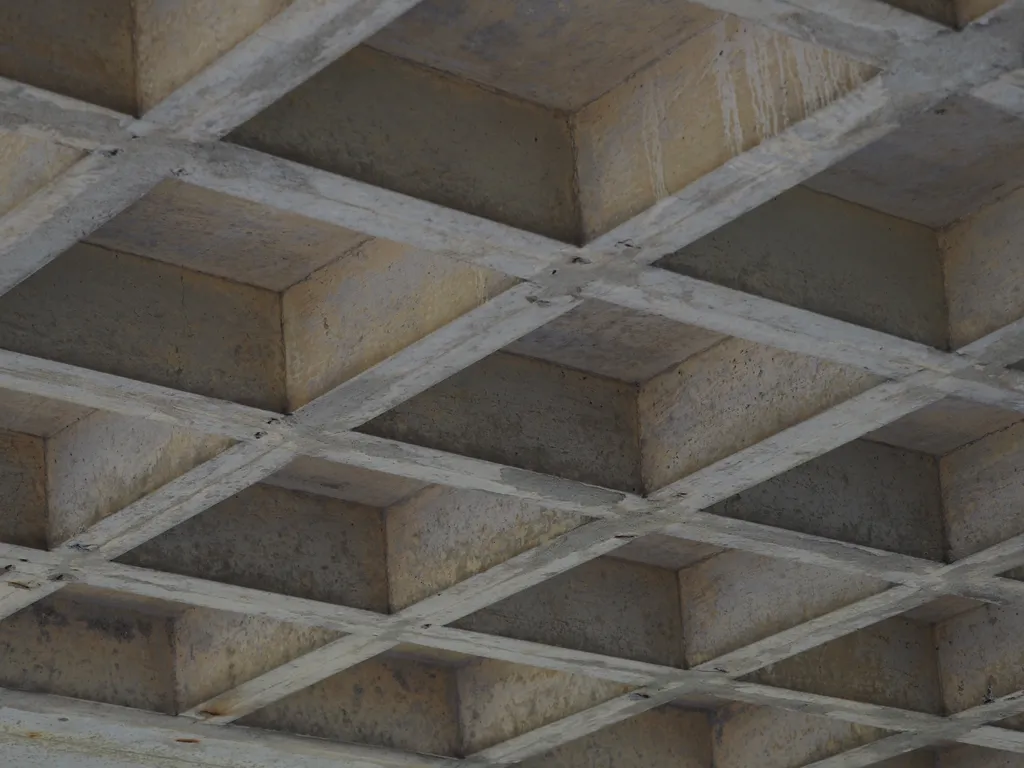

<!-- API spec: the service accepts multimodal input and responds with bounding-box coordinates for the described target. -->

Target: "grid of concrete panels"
[1,1,1024,767]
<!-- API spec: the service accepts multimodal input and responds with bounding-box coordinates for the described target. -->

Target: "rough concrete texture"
[46,410,231,546]
[0,134,82,219]
[943,184,1024,348]
[387,486,584,611]
[809,96,1024,229]
[88,180,368,292]
[0,589,176,713]
[456,557,684,666]
[0,0,136,113]
[937,602,1024,715]
[368,0,720,111]
[173,609,338,712]
[506,300,724,383]
[231,46,580,242]
[660,185,947,348]
[0,430,46,549]
[268,456,428,508]
[120,484,388,611]
[749,617,943,713]
[240,655,462,756]
[713,704,891,768]
[457,659,631,752]
[681,551,889,665]
[712,438,942,561]
[0,391,92,439]
[710,439,946,559]
[866,397,1022,456]
[519,708,711,768]
[283,238,513,410]
[0,244,286,411]
[364,352,643,492]
[134,0,292,113]
[640,339,879,490]
[942,420,1024,562]
[573,17,876,238]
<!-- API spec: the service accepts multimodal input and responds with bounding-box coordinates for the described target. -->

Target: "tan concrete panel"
[710,440,945,560]
[47,411,231,546]
[660,186,946,348]
[0,431,46,549]
[364,352,642,492]
[173,609,337,711]
[88,180,368,291]
[867,398,1022,457]
[640,339,879,491]
[135,0,292,113]
[0,244,286,411]
[810,96,1024,230]
[387,486,585,611]
[0,391,92,439]
[456,557,684,666]
[241,656,461,756]
[943,184,1024,348]
[368,0,720,110]
[519,708,711,768]
[682,552,888,665]
[574,17,876,238]
[0,134,82,219]
[458,660,630,752]
[283,238,512,409]
[268,456,429,508]
[749,617,943,713]
[939,745,1024,767]
[942,420,1024,561]
[884,0,957,24]
[0,590,175,713]
[121,484,388,611]
[0,0,136,114]
[506,300,724,383]
[713,704,890,768]
[231,46,579,241]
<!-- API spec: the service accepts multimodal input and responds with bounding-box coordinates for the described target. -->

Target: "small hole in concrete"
[175,738,201,744]
[629,692,651,701]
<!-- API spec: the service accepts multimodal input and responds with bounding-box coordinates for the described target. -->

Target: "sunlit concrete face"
[1,1,1024,768]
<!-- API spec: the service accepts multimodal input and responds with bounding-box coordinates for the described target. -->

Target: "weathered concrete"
[0,134,81,220]
[456,557,684,666]
[0,431,46,549]
[0,588,177,713]
[365,352,643,492]
[368,0,720,110]
[387,487,584,611]
[267,456,428,508]
[121,484,388,610]
[457,659,629,753]
[640,338,879,490]
[681,551,888,665]
[46,411,231,547]
[507,299,724,383]
[134,0,292,114]
[282,238,512,410]
[709,439,945,560]
[0,244,286,411]
[240,655,462,756]
[88,180,370,291]
[573,17,876,238]
[660,185,947,348]
[0,0,136,114]
[866,397,1022,456]
[231,46,581,242]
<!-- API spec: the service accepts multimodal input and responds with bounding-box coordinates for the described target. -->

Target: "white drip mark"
[713,22,744,155]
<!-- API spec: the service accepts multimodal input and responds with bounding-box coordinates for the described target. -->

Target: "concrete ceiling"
[1,1,1024,768]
